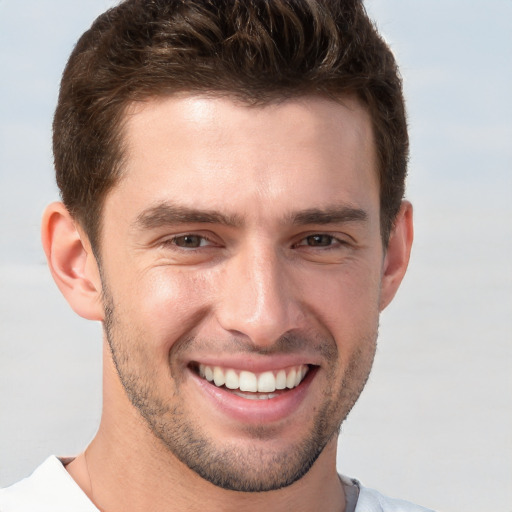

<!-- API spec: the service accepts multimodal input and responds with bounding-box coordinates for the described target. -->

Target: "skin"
[42,94,413,512]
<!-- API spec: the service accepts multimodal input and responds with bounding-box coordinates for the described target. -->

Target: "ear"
[41,202,104,321]
[379,201,414,311]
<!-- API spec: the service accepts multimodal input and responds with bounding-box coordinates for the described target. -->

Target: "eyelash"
[161,232,348,251]
[163,234,216,249]
[293,233,347,249]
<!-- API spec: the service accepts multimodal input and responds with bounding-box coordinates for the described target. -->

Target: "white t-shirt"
[0,456,435,512]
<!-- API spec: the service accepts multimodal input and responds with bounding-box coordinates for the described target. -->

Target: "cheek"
[304,262,382,343]
[122,267,215,353]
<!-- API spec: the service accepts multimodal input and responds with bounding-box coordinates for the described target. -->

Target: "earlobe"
[379,201,414,311]
[41,202,104,321]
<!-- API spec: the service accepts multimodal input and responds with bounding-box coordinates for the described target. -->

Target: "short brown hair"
[53,0,408,250]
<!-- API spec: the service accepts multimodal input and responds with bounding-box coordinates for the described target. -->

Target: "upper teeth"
[198,364,309,393]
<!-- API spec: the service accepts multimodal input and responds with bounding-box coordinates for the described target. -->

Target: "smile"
[196,364,310,397]
[188,361,317,423]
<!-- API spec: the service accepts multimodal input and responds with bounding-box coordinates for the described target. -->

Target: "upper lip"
[186,354,323,373]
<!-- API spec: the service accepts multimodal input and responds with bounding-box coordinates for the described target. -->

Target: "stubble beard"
[102,290,377,492]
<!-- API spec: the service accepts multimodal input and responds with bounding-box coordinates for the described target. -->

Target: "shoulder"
[0,456,97,512]
[340,475,437,512]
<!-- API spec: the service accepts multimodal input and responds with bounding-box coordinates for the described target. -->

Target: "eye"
[303,234,335,247]
[293,232,353,263]
[168,235,211,248]
[296,234,340,248]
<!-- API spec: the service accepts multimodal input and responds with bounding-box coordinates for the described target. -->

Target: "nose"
[215,243,302,348]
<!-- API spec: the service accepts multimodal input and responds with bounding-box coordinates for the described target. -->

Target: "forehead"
[108,94,378,224]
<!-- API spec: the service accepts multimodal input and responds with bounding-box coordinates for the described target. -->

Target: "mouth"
[189,363,313,400]
[187,360,319,424]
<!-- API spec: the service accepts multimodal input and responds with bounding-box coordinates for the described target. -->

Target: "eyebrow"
[134,203,244,230]
[289,206,368,225]
[134,202,368,231]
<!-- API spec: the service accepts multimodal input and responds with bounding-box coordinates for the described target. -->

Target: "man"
[0,1,431,510]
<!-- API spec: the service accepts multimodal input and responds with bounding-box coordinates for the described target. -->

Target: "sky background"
[0,1,511,511]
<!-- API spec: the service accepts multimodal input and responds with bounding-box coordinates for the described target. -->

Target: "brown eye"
[305,234,334,247]
[173,235,204,248]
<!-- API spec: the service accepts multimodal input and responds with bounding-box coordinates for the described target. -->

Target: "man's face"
[98,95,384,491]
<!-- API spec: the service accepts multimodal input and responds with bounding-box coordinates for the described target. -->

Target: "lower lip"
[190,368,316,424]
